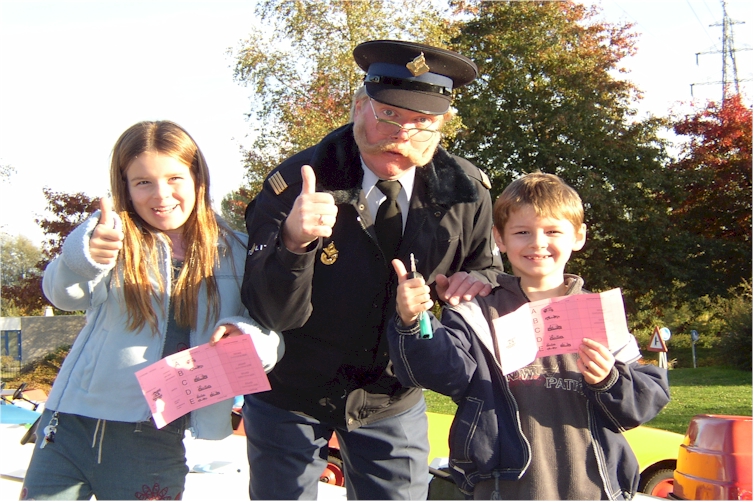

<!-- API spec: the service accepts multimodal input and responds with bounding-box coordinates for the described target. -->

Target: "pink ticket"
[491,288,630,374]
[135,334,271,428]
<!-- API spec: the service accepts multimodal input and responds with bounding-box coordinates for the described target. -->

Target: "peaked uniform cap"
[353,40,478,115]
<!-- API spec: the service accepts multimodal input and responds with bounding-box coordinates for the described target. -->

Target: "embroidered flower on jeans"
[135,483,175,500]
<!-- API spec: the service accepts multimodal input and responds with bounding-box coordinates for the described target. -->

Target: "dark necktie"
[374,180,403,258]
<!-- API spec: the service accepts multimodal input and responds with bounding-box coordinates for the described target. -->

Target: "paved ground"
[0,422,346,500]
[0,393,457,500]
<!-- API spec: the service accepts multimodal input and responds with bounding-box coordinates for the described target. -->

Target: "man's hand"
[577,338,615,385]
[281,165,338,253]
[392,259,433,327]
[209,324,245,346]
[89,197,124,266]
[435,272,492,306]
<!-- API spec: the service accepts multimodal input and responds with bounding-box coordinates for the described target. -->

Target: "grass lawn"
[647,367,753,434]
[424,367,752,435]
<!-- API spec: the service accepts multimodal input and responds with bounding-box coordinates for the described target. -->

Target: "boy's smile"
[494,205,586,298]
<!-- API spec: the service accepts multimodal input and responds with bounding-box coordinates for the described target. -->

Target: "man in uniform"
[241,39,504,500]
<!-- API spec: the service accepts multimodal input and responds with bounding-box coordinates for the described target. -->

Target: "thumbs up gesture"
[89,197,124,266]
[282,165,338,252]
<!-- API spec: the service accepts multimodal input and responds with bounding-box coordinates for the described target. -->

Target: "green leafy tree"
[221,187,254,233]
[1,234,42,286]
[450,0,680,317]
[231,0,459,199]
[1,276,47,317]
[1,188,97,316]
[667,94,752,299]
[0,234,45,317]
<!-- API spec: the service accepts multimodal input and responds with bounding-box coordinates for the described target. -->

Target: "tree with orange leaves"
[669,94,752,298]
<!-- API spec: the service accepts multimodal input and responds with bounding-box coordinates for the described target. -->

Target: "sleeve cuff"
[587,366,620,391]
[394,312,421,336]
[217,316,285,373]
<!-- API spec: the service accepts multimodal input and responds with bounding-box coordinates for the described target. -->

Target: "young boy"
[387,172,670,500]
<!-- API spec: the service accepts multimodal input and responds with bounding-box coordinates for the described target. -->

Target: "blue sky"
[1,0,751,246]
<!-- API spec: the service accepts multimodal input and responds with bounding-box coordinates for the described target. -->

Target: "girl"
[21,120,283,500]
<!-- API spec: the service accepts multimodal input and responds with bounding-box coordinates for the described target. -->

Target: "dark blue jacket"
[388,274,670,499]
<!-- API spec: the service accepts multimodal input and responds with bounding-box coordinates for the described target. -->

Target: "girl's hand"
[209,323,244,346]
[391,259,433,327]
[89,197,124,265]
[577,338,615,385]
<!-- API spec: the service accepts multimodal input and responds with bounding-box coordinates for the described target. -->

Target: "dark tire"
[640,468,675,498]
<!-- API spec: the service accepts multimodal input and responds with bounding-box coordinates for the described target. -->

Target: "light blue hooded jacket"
[42,212,284,440]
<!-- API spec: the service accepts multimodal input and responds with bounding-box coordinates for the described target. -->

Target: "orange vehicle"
[671,414,752,500]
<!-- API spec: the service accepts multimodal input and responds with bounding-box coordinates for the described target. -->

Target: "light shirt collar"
[361,159,415,228]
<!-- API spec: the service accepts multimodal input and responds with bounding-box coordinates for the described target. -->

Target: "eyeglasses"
[368,99,439,143]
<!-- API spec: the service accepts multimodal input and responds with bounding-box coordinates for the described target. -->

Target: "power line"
[685,0,717,45]
[691,0,752,102]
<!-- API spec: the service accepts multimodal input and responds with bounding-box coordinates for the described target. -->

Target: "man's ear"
[493,226,506,254]
[573,223,587,251]
[354,97,366,117]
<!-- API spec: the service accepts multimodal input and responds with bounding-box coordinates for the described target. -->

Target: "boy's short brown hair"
[493,172,584,233]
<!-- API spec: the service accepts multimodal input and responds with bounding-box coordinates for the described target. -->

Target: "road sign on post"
[648,327,668,352]
[648,326,668,369]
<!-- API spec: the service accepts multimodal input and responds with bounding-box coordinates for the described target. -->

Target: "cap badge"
[406,52,430,77]
[320,241,339,265]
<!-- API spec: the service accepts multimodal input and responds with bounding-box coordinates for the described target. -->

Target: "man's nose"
[391,126,412,140]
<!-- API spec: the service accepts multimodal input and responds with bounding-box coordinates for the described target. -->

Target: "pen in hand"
[408,253,433,339]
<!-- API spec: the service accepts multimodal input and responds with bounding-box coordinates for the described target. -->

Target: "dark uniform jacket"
[242,123,503,429]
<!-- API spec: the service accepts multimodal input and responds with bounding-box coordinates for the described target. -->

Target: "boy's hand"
[89,197,124,266]
[577,338,615,385]
[392,259,433,327]
[436,272,492,306]
[209,323,244,346]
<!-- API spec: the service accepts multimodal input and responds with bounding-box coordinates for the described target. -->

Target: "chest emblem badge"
[320,241,339,265]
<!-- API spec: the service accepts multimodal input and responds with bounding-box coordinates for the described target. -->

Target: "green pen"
[409,253,433,339]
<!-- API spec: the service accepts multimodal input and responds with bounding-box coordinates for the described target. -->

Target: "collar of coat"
[308,123,478,207]
[494,273,586,299]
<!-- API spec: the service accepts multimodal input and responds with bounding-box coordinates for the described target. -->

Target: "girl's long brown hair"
[109,120,226,334]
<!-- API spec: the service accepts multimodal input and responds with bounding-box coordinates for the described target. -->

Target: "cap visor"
[366,84,450,115]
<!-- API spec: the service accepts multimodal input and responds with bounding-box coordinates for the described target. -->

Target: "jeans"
[20,409,189,500]
[243,394,430,500]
